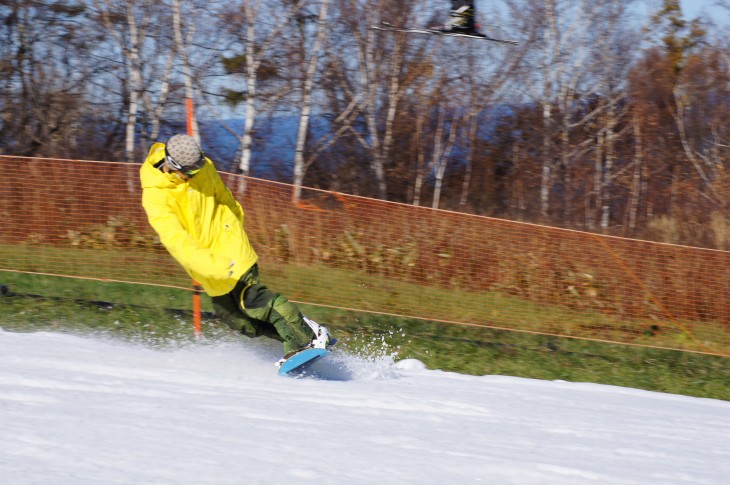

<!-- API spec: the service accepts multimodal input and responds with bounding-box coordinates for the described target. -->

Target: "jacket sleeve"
[142,187,233,281]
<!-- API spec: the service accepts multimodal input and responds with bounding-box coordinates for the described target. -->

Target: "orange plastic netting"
[1,156,729,357]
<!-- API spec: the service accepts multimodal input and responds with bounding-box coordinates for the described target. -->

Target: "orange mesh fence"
[2,156,729,357]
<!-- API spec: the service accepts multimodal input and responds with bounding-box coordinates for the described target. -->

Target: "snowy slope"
[0,330,728,484]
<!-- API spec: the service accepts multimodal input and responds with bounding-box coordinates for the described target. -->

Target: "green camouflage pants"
[211,264,315,355]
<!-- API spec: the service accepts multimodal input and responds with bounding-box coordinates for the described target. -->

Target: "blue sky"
[680,0,724,19]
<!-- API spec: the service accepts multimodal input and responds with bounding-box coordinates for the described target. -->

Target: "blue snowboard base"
[277,347,330,376]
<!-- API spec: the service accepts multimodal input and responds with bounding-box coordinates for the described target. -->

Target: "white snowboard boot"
[303,316,331,349]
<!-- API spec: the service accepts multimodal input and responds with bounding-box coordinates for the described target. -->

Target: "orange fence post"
[186,97,202,337]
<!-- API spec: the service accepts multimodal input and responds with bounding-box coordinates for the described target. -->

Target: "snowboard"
[371,22,518,45]
[277,339,337,377]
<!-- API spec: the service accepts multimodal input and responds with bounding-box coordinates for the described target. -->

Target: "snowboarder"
[140,134,332,363]
[374,2,517,45]
[444,1,481,36]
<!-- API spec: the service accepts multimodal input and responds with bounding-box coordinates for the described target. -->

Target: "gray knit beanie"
[166,134,202,168]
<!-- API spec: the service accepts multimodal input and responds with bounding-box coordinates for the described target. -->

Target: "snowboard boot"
[274,317,334,368]
[303,316,332,349]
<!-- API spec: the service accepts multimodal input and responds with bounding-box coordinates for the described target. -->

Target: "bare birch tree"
[457,8,526,211]
[671,54,729,208]
[585,0,637,232]
[507,0,638,228]
[430,104,459,209]
[409,74,457,209]
[292,0,331,203]
[217,0,307,191]
[508,0,593,221]
[326,0,435,200]
[93,0,176,162]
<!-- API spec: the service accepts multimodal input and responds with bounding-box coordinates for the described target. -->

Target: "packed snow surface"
[1,330,728,484]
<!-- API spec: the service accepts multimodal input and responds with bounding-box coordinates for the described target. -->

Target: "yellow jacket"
[140,143,258,296]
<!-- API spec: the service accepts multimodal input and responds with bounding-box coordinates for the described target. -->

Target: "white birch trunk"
[124,3,141,164]
[363,22,386,199]
[237,13,257,183]
[431,108,458,210]
[539,0,558,220]
[600,103,617,232]
[233,0,307,193]
[625,113,643,235]
[459,109,478,209]
[95,0,159,164]
[412,112,426,207]
[540,100,553,219]
[293,0,330,203]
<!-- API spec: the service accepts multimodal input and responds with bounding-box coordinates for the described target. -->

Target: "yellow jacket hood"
[140,143,258,296]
